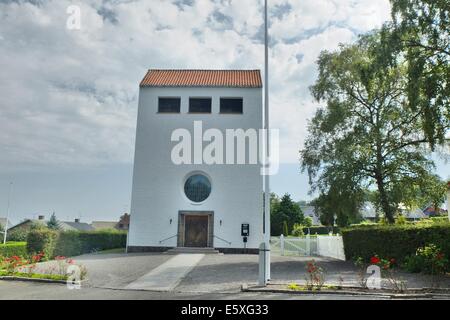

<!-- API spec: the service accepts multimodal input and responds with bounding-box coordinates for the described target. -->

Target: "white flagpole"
[263,0,271,283]
[3,182,13,245]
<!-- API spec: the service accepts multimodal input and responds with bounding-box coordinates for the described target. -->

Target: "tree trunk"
[375,173,395,223]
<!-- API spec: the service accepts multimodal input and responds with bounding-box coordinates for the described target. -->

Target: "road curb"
[0,276,89,285]
[241,284,450,299]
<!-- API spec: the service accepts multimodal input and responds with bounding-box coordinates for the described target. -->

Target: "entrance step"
[165,247,220,254]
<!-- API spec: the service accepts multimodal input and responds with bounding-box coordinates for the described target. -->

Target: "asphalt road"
[0,281,389,300]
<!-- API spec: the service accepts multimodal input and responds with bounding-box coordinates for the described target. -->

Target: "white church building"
[127,69,264,253]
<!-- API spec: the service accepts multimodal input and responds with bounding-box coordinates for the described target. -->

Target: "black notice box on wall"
[241,223,250,236]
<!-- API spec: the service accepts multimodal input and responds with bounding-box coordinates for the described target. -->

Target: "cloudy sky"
[0,0,447,223]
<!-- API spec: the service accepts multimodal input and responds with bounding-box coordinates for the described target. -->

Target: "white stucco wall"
[128,86,263,250]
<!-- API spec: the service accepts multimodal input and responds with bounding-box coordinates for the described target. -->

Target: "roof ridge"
[140,69,262,88]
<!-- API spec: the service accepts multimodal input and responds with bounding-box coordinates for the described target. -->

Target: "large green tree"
[388,0,449,148]
[271,193,304,236]
[301,32,447,223]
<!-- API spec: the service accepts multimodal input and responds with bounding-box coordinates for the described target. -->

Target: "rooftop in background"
[140,69,262,88]
[91,221,117,230]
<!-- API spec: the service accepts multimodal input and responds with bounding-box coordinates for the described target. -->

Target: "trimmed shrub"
[342,223,450,263]
[53,231,83,257]
[302,226,340,235]
[54,230,127,257]
[0,242,27,257]
[26,229,58,259]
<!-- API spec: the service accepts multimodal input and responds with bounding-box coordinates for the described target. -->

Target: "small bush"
[291,224,305,237]
[395,215,407,225]
[6,229,29,242]
[404,244,449,274]
[303,217,313,228]
[26,229,58,260]
[0,242,27,257]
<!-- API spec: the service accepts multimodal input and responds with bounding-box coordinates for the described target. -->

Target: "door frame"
[178,211,214,248]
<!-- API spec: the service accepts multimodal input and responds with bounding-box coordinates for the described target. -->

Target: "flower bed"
[0,252,87,282]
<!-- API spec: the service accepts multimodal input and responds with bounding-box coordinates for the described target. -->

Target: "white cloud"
[0,0,391,170]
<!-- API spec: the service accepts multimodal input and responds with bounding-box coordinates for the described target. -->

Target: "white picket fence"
[270,234,346,260]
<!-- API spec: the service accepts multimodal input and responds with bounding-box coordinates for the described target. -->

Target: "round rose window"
[184,174,211,203]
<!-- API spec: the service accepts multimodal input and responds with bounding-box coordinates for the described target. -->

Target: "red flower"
[390,258,396,265]
[436,253,444,260]
[370,256,380,264]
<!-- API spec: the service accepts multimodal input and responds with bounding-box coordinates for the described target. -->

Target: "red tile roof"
[140,69,262,88]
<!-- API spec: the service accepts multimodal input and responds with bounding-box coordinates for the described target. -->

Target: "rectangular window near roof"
[158,97,181,113]
[220,98,243,114]
[189,98,212,113]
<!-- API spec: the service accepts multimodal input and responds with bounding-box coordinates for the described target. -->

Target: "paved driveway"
[37,252,360,292]
[16,252,450,294]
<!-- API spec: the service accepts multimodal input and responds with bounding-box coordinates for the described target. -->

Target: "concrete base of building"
[216,247,259,254]
[126,246,259,254]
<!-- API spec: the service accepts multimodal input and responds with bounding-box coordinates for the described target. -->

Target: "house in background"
[91,221,117,230]
[7,215,49,233]
[299,206,321,225]
[422,205,447,217]
[91,213,130,231]
[128,69,264,253]
[8,215,94,233]
[117,213,130,230]
[359,202,445,222]
[59,219,95,231]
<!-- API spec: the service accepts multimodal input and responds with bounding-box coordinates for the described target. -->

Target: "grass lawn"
[96,248,126,254]
[0,270,68,281]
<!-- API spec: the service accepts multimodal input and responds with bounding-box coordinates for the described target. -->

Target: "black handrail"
[159,234,178,244]
[213,235,232,245]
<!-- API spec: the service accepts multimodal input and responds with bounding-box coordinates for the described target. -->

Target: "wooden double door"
[179,212,213,248]
[184,215,208,247]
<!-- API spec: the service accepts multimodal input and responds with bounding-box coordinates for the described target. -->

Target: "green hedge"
[0,242,27,257]
[342,223,450,262]
[26,229,127,258]
[303,226,340,235]
[54,230,127,257]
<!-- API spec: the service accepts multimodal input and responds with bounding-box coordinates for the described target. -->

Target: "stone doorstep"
[165,247,220,254]
[242,283,450,298]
